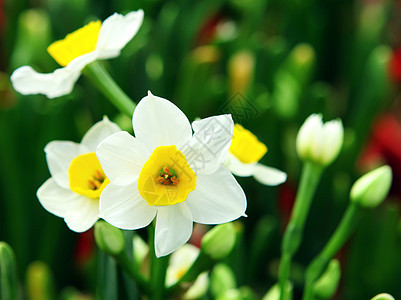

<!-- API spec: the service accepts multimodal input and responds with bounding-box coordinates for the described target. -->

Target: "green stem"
[278,162,323,300]
[83,61,136,117]
[115,250,149,295]
[148,225,170,300]
[302,202,363,300]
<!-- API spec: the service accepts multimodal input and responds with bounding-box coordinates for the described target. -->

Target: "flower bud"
[201,223,236,260]
[313,259,341,299]
[296,114,344,166]
[183,272,209,300]
[350,165,392,208]
[210,263,237,298]
[94,221,125,256]
[26,261,55,300]
[11,9,51,68]
[132,234,148,267]
[216,288,258,300]
[228,50,255,95]
[0,242,19,300]
[262,282,293,300]
[371,293,395,300]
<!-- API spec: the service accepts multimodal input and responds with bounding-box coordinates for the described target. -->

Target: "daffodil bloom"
[37,117,121,232]
[96,92,247,257]
[11,10,143,98]
[224,124,287,186]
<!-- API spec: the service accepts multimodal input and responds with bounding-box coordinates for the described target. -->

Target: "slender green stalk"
[97,250,117,300]
[278,162,323,300]
[83,61,136,117]
[148,225,170,300]
[115,250,149,294]
[302,202,362,300]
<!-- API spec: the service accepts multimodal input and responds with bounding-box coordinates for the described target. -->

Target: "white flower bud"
[350,165,392,208]
[296,114,344,166]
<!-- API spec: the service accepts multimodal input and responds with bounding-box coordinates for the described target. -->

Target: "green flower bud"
[132,234,148,267]
[94,220,125,256]
[284,43,315,87]
[210,263,236,298]
[11,9,52,68]
[201,223,236,260]
[0,242,19,300]
[296,114,343,166]
[350,165,392,208]
[183,272,209,300]
[262,282,293,300]
[216,287,258,300]
[26,261,55,300]
[216,289,241,300]
[371,293,395,300]
[313,259,341,299]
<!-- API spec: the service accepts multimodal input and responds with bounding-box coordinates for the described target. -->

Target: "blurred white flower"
[224,124,287,186]
[97,91,247,257]
[296,114,343,166]
[166,244,200,286]
[37,117,121,232]
[11,10,143,98]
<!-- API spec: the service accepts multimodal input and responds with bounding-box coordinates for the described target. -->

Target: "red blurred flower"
[74,229,95,268]
[389,48,401,83]
[359,113,401,198]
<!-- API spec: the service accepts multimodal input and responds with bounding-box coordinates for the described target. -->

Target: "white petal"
[99,183,157,230]
[37,178,81,217]
[181,115,233,175]
[81,116,121,152]
[296,114,322,159]
[224,152,256,177]
[11,52,96,98]
[133,91,192,150]
[10,66,80,98]
[97,131,150,185]
[154,203,193,257]
[318,119,343,165]
[64,197,99,232]
[45,141,88,189]
[252,163,287,186]
[185,167,246,224]
[96,10,144,59]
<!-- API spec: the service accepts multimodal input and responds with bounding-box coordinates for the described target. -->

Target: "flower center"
[156,166,180,186]
[68,152,110,199]
[47,20,101,67]
[229,124,268,164]
[138,145,196,206]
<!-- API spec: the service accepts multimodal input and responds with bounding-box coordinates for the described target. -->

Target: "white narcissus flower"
[37,117,121,232]
[96,91,247,257]
[296,114,343,166]
[224,124,287,186]
[11,10,143,98]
